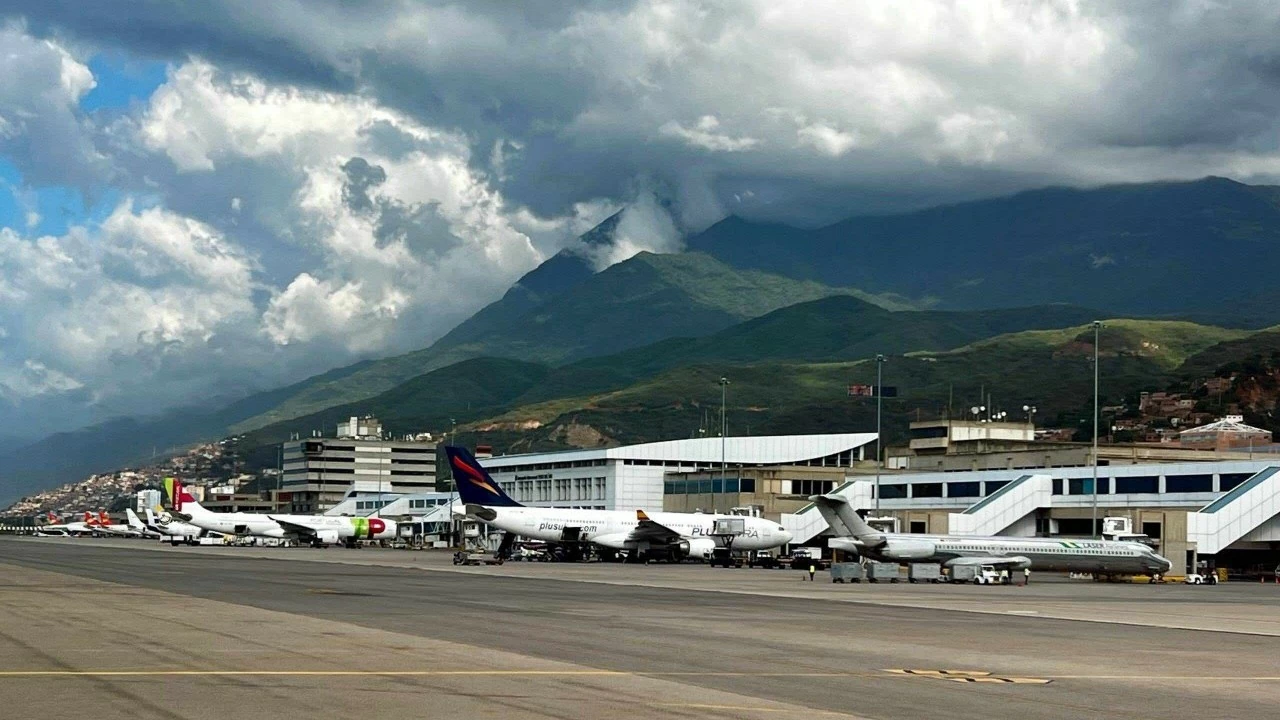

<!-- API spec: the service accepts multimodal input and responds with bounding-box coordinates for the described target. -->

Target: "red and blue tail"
[445,446,521,507]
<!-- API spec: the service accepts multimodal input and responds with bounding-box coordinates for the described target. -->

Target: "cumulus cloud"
[0,202,260,430]
[0,38,598,436]
[660,116,759,153]
[0,24,104,186]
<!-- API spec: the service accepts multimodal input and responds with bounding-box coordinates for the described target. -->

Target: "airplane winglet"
[637,509,650,521]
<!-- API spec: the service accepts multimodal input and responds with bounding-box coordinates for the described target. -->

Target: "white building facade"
[479,433,877,512]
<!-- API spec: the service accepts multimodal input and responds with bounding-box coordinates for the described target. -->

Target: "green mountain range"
[455,319,1250,455]
[688,177,1280,326]
[228,251,899,434]
[232,304,1245,466]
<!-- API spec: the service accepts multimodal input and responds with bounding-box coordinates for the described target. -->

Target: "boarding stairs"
[947,474,1050,537]
[1186,466,1280,555]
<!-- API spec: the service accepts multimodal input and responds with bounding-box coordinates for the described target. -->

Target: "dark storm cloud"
[340,157,387,213]
[8,0,1280,225]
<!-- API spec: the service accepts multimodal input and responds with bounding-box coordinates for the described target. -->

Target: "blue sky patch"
[0,159,122,236]
[80,53,168,112]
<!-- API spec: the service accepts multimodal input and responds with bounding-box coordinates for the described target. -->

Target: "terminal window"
[878,484,907,499]
[1115,476,1159,494]
[1165,474,1213,493]
[911,483,943,498]
[1220,473,1254,491]
[947,481,980,498]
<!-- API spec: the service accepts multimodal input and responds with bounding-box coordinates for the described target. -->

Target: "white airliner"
[123,508,163,539]
[445,446,793,561]
[144,506,209,545]
[165,478,397,547]
[38,511,106,536]
[812,493,1172,576]
[93,510,152,538]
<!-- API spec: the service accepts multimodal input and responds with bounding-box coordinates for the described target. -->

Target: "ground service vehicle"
[830,562,864,583]
[908,563,942,583]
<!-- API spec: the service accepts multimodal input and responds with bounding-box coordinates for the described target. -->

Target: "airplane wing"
[945,555,1032,570]
[629,510,683,545]
[267,516,317,539]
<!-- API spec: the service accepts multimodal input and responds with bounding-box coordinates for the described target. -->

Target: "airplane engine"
[313,529,340,546]
[674,538,717,560]
[590,533,629,549]
[886,539,936,560]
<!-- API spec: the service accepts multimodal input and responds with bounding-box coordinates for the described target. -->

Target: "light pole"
[1023,404,1037,425]
[874,355,885,512]
[1091,320,1102,539]
[719,377,729,515]
[447,418,456,546]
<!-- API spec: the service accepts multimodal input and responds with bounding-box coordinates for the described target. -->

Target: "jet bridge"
[948,474,1051,537]
[1187,466,1280,555]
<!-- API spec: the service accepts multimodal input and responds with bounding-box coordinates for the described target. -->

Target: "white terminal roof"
[1180,416,1272,437]
[481,433,878,467]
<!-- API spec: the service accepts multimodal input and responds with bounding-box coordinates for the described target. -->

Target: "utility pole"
[719,377,729,515]
[1092,320,1102,539]
[448,418,456,547]
[875,354,885,512]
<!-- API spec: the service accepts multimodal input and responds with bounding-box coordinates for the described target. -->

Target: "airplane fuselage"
[183,509,395,541]
[830,533,1172,575]
[474,506,789,553]
[186,512,285,538]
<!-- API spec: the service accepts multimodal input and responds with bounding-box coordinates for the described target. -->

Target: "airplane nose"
[779,530,793,544]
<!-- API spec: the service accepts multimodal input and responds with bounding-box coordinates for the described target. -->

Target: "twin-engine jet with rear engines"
[164,478,397,547]
[812,493,1172,576]
[144,506,211,545]
[123,508,163,539]
[445,445,793,562]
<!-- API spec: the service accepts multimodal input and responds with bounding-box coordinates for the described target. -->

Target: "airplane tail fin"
[98,511,111,526]
[164,478,208,516]
[84,511,99,526]
[810,494,881,540]
[126,508,144,531]
[444,446,521,507]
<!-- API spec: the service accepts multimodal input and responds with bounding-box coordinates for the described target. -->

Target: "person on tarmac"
[1000,569,1009,585]
[808,563,816,581]
[1023,567,1031,585]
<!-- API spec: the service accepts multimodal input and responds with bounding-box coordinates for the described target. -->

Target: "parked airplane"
[38,511,103,536]
[122,509,162,539]
[144,506,208,545]
[94,511,147,538]
[812,493,1172,577]
[164,478,397,547]
[445,445,793,562]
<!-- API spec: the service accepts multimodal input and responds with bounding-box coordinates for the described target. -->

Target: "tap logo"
[451,455,501,495]
[350,517,387,538]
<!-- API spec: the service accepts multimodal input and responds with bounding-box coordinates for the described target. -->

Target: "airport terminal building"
[477,433,878,513]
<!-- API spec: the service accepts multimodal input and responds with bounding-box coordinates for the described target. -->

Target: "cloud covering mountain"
[4,1,1280,438]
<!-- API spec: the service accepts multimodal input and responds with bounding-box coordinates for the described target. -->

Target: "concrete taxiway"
[2,538,1278,720]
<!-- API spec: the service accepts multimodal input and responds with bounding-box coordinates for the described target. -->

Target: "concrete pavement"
[1,538,1277,720]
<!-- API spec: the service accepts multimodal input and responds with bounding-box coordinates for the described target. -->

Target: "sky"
[3,1,1280,442]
